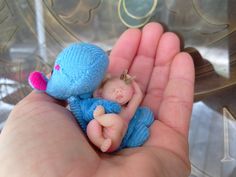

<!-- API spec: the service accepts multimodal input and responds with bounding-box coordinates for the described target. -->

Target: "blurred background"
[0,0,235,176]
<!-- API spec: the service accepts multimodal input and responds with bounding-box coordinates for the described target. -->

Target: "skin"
[0,22,195,177]
[87,79,143,152]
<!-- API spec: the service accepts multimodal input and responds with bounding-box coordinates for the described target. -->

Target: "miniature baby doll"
[86,71,143,152]
[28,43,154,153]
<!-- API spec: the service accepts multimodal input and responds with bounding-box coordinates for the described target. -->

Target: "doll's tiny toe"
[100,138,112,152]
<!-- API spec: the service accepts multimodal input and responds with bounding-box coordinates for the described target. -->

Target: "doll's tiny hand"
[93,105,105,118]
[132,81,143,100]
[93,99,121,114]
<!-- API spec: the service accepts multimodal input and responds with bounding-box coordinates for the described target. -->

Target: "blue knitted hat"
[29,43,109,100]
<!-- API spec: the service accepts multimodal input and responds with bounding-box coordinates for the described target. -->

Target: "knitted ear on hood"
[28,71,48,91]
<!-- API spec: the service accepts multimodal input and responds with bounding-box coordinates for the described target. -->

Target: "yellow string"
[117,0,157,28]
[122,0,158,20]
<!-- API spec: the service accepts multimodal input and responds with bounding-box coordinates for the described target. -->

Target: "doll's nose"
[114,88,122,95]
[114,89,124,100]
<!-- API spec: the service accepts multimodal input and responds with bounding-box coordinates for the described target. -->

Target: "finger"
[158,52,195,137]
[145,120,190,167]
[144,53,194,165]
[129,22,164,92]
[108,28,141,76]
[142,32,180,115]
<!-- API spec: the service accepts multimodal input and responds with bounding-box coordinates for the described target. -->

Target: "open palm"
[0,23,194,177]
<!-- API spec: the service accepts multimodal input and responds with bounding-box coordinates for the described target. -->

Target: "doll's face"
[100,78,134,105]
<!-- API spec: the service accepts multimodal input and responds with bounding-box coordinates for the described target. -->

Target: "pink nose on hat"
[55,64,60,71]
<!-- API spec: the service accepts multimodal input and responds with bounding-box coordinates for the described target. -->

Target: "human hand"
[108,22,194,176]
[0,22,194,177]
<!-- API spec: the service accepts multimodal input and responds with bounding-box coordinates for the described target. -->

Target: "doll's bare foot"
[93,105,105,117]
[100,138,112,152]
